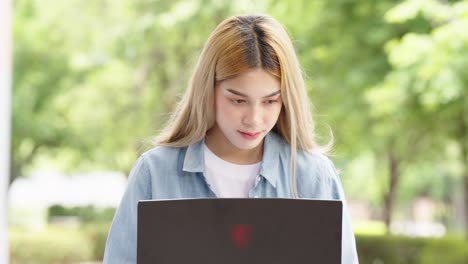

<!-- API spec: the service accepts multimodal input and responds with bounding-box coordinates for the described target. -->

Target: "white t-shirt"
[203,143,261,198]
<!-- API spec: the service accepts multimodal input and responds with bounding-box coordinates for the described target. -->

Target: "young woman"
[104,14,358,263]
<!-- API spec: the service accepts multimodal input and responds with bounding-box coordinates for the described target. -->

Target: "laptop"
[137,198,342,264]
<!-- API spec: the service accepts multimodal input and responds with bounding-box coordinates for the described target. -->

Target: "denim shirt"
[104,132,359,263]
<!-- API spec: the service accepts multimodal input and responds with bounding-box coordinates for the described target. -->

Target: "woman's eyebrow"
[226,89,281,98]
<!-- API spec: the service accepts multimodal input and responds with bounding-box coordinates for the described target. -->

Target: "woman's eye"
[266,100,278,105]
[231,99,246,104]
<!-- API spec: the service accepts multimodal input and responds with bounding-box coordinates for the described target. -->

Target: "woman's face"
[209,68,282,152]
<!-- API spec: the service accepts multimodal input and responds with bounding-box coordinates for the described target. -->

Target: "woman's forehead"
[217,69,281,96]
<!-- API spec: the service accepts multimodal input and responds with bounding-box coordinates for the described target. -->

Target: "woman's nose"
[242,104,262,127]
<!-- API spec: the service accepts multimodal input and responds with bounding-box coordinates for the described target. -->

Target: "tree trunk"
[383,147,400,233]
[458,111,468,239]
[463,160,468,239]
[9,142,41,186]
[9,142,17,186]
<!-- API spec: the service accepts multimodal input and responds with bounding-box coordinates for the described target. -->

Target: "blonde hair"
[155,14,324,198]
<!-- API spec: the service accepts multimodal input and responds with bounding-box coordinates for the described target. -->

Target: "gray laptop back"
[137,198,342,264]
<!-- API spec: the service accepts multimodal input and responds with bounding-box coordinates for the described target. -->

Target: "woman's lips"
[239,131,261,140]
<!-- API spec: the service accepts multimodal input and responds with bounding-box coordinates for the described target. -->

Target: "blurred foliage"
[82,222,112,261]
[352,220,388,235]
[357,234,468,264]
[9,226,93,264]
[47,205,115,223]
[11,0,468,233]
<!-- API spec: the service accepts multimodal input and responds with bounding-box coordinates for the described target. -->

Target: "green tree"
[373,0,468,233]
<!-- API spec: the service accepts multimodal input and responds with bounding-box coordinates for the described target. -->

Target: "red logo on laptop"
[230,224,252,249]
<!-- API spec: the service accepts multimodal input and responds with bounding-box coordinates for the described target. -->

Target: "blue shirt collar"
[183,132,283,188]
[182,138,205,173]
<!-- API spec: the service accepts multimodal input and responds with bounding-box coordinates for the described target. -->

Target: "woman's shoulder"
[127,146,185,174]
[296,150,343,199]
[127,145,189,185]
[136,145,190,172]
[296,149,338,180]
[141,145,187,162]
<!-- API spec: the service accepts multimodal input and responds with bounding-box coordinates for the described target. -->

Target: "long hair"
[154,14,324,198]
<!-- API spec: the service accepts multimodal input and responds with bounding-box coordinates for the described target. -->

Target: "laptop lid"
[137,198,342,264]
